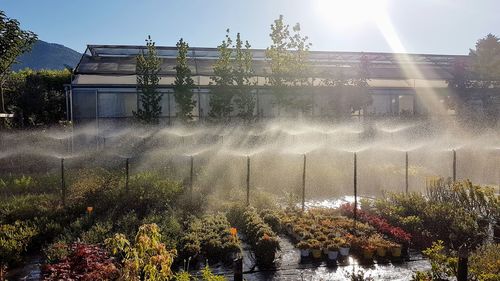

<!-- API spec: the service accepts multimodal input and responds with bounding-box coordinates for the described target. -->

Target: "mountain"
[12,40,81,71]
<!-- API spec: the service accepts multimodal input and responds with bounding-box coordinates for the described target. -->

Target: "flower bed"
[339,203,411,245]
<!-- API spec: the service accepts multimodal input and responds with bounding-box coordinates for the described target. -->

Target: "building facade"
[69,45,468,125]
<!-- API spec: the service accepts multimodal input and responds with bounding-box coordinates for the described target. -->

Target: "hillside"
[12,40,81,71]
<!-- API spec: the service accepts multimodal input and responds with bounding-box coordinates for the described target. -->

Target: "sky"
[2,0,500,55]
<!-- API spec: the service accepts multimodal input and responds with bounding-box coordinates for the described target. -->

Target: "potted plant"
[309,239,322,259]
[297,241,310,258]
[368,234,388,257]
[326,243,339,261]
[390,243,402,257]
[336,237,350,256]
[362,244,376,260]
[317,235,328,254]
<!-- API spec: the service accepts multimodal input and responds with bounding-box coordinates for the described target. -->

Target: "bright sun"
[314,0,388,29]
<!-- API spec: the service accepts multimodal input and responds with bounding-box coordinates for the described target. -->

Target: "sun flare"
[314,0,388,29]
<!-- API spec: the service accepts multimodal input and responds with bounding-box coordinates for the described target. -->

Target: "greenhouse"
[69,45,466,124]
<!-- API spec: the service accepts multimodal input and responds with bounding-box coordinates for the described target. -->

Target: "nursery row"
[279,208,404,262]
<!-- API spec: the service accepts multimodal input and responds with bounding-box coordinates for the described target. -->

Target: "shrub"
[0,221,38,269]
[242,208,280,266]
[43,243,119,281]
[260,209,282,233]
[179,214,240,263]
[468,243,500,281]
[106,224,177,281]
[43,241,69,264]
[80,221,113,244]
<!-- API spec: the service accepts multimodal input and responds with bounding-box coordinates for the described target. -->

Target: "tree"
[0,10,37,114]
[266,15,312,116]
[209,29,234,120]
[173,38,196,122]
[469,34,500,126]
[321,55,372,119]
[233,33,256,121]
[350,54,372,115]
[266,15,292,115]
[133,36,162,124]
[447,34,500,127]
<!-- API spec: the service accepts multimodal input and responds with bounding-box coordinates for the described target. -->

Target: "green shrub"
[43,241,69,264]
[242,207,280,267]
[469,243,500,281]
[179,214,240,263]
[0,193,58,223]
[80,221,113,244]
[0,221,38,267]
[106,224,177,281]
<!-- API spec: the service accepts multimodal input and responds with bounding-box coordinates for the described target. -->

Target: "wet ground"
[9,236,429,281]
[6,255,42,281]
[207,235,430,280]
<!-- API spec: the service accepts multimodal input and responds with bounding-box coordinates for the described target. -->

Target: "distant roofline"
[85,44,469,58]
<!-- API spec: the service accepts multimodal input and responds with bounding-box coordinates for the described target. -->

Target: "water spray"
[353,152,358,223]
[452,149,457,182]
[125,158,130,193]
[405,151,409,193]
[246,155,250,206]
[302,153,307,212]
[61,158,66,207]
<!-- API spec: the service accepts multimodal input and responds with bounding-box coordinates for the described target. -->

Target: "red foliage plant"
[340,203,411,244]
[43,243,119,281]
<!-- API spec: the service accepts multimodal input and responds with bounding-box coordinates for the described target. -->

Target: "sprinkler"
[125,158,130,193]
[189,155,194,196]
[405,151,409,193]
[220,135,224,144]
[353,152,357,223]
[61,158,66,207]
[302,154,307,212]
[246,155,250,206]
[452,149,457,182]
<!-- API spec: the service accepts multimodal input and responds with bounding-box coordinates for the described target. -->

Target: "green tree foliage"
[133,36,162,124]
[173,38,196,122]
[0,10,37,87]
[233,33,256,121]
[470,33,500,86]
[209,29,234,119]
[209,30,256,122]
[322,55,372,119]
[2,69,70,127]
[266,15,312,116]
[448,34,500,127]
